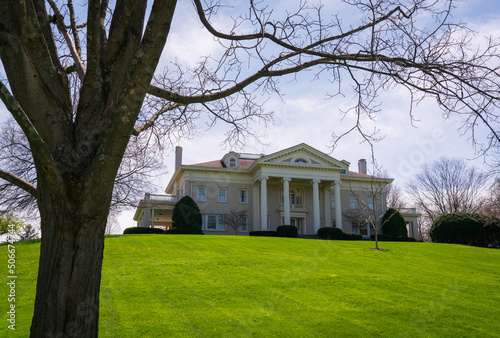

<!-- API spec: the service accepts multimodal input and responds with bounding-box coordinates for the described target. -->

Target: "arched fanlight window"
[294,158,307,163]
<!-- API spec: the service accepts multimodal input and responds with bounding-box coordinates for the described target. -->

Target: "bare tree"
[386,183,407,210]
[0,119,38,216]
[407,157,488,232]
[343,170,393,249]
[480,178,500,218]
[1,1,499,336]
[18,223,40,241]
[225,209,247,236]
[105,211,121,235]
[0,118,164,215]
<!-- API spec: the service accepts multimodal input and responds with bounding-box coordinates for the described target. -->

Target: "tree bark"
[30,163,114,337]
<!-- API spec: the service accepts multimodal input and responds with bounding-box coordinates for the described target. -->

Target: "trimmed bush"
[371,234,419,242]
[381,208,408,238]
[277,225,298,238]
[249,231,278,237]
[370,234,393,241]
[172,196,202,230]
[343,233,363,240]
[123,227,165,234]
[430,212,500,247]
[318,227,344,240]
[165,228,204,235]
[395,236,418,242]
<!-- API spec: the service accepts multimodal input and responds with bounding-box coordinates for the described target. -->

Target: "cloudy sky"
[1,0,499,230]
[157,0,500,184]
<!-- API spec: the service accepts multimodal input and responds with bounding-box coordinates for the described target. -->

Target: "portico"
[252,171,344,234]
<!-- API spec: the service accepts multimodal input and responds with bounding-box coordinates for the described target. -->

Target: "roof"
[347,171,373,178]
[189,163,380,179]
[193,159,256,169]
[165,143,393,194]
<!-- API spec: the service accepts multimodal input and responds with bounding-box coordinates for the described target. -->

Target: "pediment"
[254,143,349,171]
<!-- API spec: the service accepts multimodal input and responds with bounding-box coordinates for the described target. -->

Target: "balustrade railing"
[144,193,183,202]
[278,203,307,210]
[398,208,418,214]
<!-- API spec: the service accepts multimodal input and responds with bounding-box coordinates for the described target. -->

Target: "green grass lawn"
[1,235,499,337]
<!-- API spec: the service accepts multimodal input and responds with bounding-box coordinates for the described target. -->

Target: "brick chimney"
[175,146,183,170]
[358,159,367,175]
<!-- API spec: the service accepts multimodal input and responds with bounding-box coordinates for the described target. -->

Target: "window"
[350,196,358,209]
[239,216,248,232]
[331,194,336,208]
[229,158,236,167]
[289,218,303,232]
[352,222,368,235]
[239,189,248,203]
[218,216,226,231]
[198,187,206,201]
[207,215,217,230]
[368,197,374,210]
[218,188,227,202]
[289,189,302,205]
[202,214,227,231]
[294,158,307,163]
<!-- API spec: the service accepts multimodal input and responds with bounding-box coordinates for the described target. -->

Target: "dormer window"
[222,152,240,168]
[294,158,308,163]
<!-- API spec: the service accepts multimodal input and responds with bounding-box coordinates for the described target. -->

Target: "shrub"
[381,208,408,238]
[317,227,344,240]
[249,231,278,237]
[123,227,165,234]
[165,228,204,235]
[370,234,393,241]
[430,212,500,247]
[172,196,202,230]
[395,236,418,242]
[277,225,298,238]
[343,233,363,240]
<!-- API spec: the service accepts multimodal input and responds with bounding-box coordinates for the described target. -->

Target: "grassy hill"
[2,235,499,337]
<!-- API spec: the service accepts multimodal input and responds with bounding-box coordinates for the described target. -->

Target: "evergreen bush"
[430,212,500,247]
[277,225,298,238]
[395,236,418,242]
[381,208,408,238]
[249,231,278,237]
[172,196,202,230]
[343,233,363,240]
[123,227,165,234]
[370,234,393,241]
[318,227,344,240]
[165,228,204,235]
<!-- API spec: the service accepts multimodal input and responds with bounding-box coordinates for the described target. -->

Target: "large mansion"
[133,143,420,238]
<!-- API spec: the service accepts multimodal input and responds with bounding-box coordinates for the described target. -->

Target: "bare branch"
[0,168,38,198]
[47,0,86,80]
[0,81,62,186]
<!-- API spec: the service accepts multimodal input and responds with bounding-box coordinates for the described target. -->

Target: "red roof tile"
[191,158,256,169]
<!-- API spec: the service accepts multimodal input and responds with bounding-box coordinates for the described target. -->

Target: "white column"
[334,179,343,231]
[312,179,321,233]
[260,176,269,230]
[282,177,291,226]
[324,186,332,228]
[151,209,155,228]
[252,185,260,230]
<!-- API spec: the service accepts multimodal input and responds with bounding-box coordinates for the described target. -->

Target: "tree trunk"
[30,169,113,337]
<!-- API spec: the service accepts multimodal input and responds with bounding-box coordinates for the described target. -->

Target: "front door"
[290,218,303,234]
